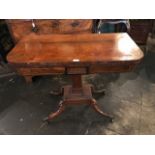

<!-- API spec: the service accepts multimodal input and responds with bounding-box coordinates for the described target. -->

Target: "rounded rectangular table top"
[7,33,144,67]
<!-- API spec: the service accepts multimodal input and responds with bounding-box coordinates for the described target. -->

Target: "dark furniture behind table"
[6,19,93,82]
[129,19,153,45]
[94,19,154,45]
[0,20,14,63]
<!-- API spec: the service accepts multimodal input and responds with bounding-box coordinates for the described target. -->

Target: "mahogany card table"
[7,33,144,122]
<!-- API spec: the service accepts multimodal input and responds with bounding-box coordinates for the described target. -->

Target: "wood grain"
[7,33,144,69]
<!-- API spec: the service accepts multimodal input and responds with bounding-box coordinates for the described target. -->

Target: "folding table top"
[7,33,144,67]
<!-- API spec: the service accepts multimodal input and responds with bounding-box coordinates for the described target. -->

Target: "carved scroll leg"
[24,75,33,83]
[91,99,113,122]
[90,85,105,95]
[43,100,65,123]
[50,87,64,96]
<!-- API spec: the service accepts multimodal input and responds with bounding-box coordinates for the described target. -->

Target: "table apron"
[15,63,136,76]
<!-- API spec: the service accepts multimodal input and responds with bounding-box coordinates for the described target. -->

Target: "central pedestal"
[63,84,93,104]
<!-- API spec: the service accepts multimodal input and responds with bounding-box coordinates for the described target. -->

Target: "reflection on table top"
[7,33,144,67]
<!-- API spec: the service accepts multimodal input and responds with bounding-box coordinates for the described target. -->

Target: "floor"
[0,45,155,135]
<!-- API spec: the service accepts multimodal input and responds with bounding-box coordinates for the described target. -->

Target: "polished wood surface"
[129,20,153,44]
[7,33,144,122]
[7,33,143,67]
[6,19,93,82]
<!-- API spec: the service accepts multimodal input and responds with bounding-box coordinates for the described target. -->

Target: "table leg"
[24,75,33,83]
[90,85,105,95]
[43,100,65,122]
[91,99,113,121]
